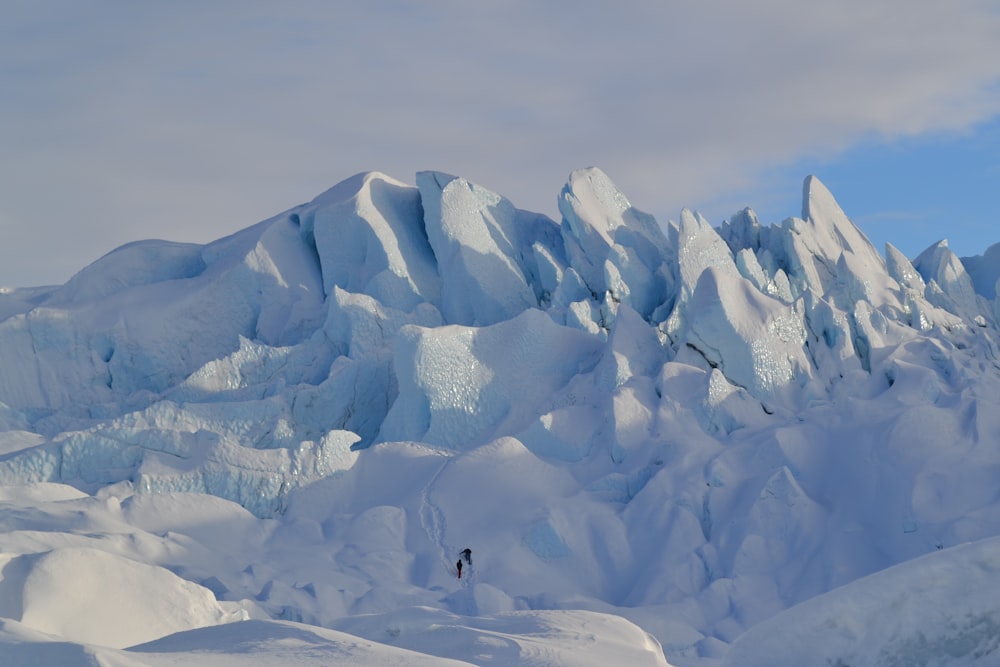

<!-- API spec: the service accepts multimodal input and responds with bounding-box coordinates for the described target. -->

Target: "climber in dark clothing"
[456,548,472,579]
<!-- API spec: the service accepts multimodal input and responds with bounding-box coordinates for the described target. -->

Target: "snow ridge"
[3,168,1000,665]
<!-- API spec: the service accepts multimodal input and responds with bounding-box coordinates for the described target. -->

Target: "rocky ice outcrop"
[0,166,998,517]
[296,171,440,312]
[379,308,603,449]
[558,167,673,322]
[914,239,985,323]
[680,268,812,403]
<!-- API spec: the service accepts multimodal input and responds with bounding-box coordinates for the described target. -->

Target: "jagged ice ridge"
[3,168,1000,665]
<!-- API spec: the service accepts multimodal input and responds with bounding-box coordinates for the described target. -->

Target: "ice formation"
[3,167,1000,665]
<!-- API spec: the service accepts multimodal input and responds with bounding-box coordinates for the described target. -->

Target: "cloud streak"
[2,1,1000,285]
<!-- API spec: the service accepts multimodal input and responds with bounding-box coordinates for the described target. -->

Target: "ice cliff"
[3,167,1000,664]
[0,168,992,452]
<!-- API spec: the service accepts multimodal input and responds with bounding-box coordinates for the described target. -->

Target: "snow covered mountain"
[3,167,1000,665]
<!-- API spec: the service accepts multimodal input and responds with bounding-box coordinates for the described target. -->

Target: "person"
[461,548,472,565]
[456,559,463,579]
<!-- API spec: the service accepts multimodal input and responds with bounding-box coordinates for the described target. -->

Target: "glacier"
[3,167,1000,665]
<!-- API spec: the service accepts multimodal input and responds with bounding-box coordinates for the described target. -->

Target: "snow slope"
[3,167,1000,664]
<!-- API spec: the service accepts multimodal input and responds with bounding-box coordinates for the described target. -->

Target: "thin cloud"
[853,210,929,226]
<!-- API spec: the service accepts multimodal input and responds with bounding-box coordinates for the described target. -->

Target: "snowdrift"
[3,167,1000,664]
[723,536,1000,666]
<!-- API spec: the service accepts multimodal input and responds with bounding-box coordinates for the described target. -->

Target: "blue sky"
[740,115,1000,261]
[3,1,1000,286]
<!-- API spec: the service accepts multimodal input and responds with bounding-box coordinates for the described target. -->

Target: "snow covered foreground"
[3,168,1000,665]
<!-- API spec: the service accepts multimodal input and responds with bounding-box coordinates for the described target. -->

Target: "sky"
[3,1,1000,287]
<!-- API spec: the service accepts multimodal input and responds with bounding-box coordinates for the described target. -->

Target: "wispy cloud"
[853,210,929,225]
[2,1,1000,285]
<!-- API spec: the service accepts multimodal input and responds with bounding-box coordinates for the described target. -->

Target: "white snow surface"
[3,168,1000,665]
